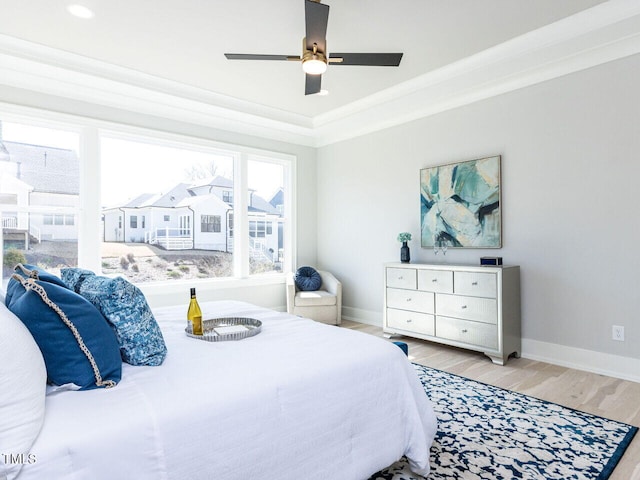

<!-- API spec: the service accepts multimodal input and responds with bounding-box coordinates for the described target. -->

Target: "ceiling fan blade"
[225,54,299,61]
[329,52,403,66]
[305,73,322,95]
[305,0,329,53]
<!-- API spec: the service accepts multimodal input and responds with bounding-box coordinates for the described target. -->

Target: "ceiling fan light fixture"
[302,57,327,75]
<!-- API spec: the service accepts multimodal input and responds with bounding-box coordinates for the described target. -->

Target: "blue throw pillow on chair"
[294,266,323,291]
[6,273,122,390]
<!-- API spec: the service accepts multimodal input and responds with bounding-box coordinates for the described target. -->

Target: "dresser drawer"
[417,269,453,293]
[386,268,417,290]
[436,293,497,324]
[436,316,498,350]
[386,288,434,314]
[387,308,435,336]
[454,272,497,298]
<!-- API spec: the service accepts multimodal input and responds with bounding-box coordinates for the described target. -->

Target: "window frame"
[0,108,296,294]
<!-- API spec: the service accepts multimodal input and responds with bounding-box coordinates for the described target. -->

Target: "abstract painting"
[420,155,501,248]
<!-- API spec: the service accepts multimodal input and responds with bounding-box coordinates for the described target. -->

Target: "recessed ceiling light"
[67,4,95,19]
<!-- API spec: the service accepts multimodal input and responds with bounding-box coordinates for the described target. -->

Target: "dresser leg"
[485,353,506,365]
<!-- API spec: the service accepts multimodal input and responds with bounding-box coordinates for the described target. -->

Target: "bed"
[2,299,436,480]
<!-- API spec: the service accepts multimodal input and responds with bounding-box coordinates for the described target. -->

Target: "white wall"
[317,54,640,374]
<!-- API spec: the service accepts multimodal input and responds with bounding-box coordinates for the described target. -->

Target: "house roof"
[3,141,79,195]
[189,175,233,191]
[249,192,280,215]
[152,183,194,207]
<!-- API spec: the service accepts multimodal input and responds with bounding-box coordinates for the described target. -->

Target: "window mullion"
[78,126,101,271]
[233,153,249,278]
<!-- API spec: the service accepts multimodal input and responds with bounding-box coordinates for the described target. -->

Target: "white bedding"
[17,301,436,480]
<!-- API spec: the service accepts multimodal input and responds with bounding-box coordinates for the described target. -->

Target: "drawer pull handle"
[432,278,438,282]
[472,281,478,286]
[406,298,412,302]
[406,319,413,323]
[461,305,468,309]
[398,276,403,280]
[461,329,468,333]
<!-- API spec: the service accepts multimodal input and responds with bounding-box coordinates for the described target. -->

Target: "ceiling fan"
[224,0,403,95]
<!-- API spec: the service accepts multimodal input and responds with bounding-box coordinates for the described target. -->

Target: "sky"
[2,121,283,206]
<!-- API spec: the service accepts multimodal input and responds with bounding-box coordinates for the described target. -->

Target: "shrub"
[3,248,26,268]
[126,253,135,263]
[167,270,182,279]
[120,256,129,270]
[131,264,139,273]
[178,265,190,273]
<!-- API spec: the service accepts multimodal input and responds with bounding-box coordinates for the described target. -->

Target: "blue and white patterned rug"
[370,363,638,480]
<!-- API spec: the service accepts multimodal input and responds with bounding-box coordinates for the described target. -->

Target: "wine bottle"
[187,287,203,335]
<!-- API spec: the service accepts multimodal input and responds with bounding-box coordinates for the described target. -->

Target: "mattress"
[17,301,436,480]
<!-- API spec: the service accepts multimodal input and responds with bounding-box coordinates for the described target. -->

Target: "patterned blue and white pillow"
[62,269,168,366]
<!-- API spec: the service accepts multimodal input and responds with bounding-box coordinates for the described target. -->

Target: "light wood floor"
[341,320,640,480]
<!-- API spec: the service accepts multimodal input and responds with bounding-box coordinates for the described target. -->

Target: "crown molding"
[312,0,640,145]
[1,0,639,148]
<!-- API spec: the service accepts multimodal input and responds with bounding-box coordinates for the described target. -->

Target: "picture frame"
[420,155,501,248]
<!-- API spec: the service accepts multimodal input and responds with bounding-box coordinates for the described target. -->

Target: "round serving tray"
[185,317,262,342]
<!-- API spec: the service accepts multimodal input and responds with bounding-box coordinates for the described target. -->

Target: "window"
[1,110,293,289]
[249,220,266,238]
[100,134,237,282]
[201,215,221,233]
[0,118,80,283]
[248,158,287,274]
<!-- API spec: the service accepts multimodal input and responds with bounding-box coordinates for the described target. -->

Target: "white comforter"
[18,301,436,480]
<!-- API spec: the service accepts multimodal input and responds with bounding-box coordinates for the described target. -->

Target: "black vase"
[400,241,410,263]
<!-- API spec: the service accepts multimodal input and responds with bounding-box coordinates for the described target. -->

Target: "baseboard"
[342,307,640,384]
[521,339,640,384]
[341,306,382,326]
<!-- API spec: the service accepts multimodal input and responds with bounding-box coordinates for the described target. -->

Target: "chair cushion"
[294,266,322,291]
[295,289,337,307]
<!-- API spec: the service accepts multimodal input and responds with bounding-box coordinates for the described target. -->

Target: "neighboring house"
[0,138,79,248]
[102,175,282,261]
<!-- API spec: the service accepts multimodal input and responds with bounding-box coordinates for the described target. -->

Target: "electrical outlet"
[612,325,625,342]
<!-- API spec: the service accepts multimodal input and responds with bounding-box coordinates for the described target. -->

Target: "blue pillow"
[61,268,167,366]
[4,263,70,306]
[5,274,122,390]
[294,266,323,291]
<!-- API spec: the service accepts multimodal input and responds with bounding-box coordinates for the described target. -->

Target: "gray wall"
[317,53,640,361]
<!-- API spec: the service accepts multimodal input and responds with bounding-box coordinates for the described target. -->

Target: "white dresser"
[383,262,521,365]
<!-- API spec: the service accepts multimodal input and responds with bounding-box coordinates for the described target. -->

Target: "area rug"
[370,363,638,480]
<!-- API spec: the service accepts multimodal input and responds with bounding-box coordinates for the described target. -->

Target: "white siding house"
[102,176,282,260]
[0,139,79,247]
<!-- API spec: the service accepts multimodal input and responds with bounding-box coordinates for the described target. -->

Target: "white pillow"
[0,301,47,480]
